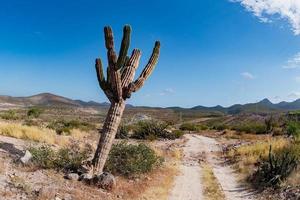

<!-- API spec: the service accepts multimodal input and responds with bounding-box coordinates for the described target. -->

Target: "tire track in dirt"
[168,134,256,200]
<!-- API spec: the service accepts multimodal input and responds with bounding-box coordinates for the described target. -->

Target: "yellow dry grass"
[0,122,88,146]
[201,163,225,200]
[227,137,290,175]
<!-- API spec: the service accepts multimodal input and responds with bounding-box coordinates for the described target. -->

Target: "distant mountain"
[191,98,300,114]
[2,93,300,115]
[0,93,109,108]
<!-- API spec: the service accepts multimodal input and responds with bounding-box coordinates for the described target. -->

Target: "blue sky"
[1,0,300,107]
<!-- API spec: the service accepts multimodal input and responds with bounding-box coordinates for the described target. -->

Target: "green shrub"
[171,130,184,139]
[198,124,209,130]
[47,119,95,135]
[1,110,19,120]
[54,142,92,172]
[131,120,169,140]
[27,107,42,118]
[250,145,299,188]
[286,121,300,140]
[29,142,92,172]
[232,123,267,134]
[105,142,162,177]
[29,145,56,169]
[115,124,130,139]
[212,123,228,131]
[179,123,199,131]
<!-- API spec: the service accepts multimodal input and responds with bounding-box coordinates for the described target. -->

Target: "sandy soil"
[168,134,256,200]
[168,134,203,200]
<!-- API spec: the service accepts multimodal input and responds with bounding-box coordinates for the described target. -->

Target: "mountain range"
[1,93,300,114]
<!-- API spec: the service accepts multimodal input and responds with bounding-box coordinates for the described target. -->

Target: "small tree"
[92,25,160,174]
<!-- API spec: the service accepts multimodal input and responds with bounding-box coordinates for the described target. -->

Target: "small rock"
[65,173,79,181]
[20,150,32,164]
[79,173,93,181]
[93,172,116,191]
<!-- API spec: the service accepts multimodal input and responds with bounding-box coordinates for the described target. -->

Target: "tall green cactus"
[92,25,160,174]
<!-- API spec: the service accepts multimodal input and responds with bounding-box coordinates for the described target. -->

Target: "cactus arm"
[104,26,122,101]
[130,41,160,93]
[95,58,114,102]
[116,25,131,70]
[121,49,141,88]
[104,26,117,66]
[95,58,105,88]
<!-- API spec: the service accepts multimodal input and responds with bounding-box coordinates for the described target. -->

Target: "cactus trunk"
[92,101,126,174]
[92,25,160,175]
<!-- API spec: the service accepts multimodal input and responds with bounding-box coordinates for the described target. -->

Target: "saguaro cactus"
[92,25,160,174]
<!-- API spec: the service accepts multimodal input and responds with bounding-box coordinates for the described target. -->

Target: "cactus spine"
[92,25,160,174]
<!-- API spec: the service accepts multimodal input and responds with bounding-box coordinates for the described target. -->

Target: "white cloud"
[288,92,300,99]
[241,72,255,79]
[160,88,175,96]
[295,76,300,82]
[283,52,300,69]
[231,0,300,35]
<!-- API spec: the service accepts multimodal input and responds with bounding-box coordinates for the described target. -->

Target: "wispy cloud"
[288,92,300,99]
[283,52,300,69]
[160,88,175,96]
[230,0,300,35]
[241,72,255,80]
[295,76,300,82]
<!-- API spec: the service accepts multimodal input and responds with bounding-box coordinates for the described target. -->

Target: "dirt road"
[168,134,256,200]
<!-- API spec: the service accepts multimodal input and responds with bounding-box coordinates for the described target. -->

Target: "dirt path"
[168,134,204,200]
[168,134,256,200]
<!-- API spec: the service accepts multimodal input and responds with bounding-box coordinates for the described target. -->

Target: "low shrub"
[27,107,43,118]
[47,119,95,135]
[170,130,184,139]
[115,124,130,139]
[179,123,199,131]
[231,123,267,134]
[54,142,92,172]
[250,146,299,188]
[105,142,162,177]
[1,110,19,120]
[131,120,168,140]
[211,123,228,131]
[29,145,56,169]
[29,142,92,172]
[286,121,300,140]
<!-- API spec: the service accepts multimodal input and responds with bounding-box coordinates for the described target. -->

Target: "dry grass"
[0,122,88,146]
[227,137,290,175]
[201,163,225,200]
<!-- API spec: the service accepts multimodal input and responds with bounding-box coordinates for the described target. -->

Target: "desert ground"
[0,93,299,200]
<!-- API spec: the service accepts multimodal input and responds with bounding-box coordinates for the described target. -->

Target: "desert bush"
[250,146,299,188]
[170,130,184,139]
[286,121,300,140]
[211,123,228,131]
[198,124,209,130]
[29,145,56,169]
[131,120,170,140]
[54,142,92,172]
[47,119,95,135]
[105,142,162,177]
[27,107,43,118]
[29,142,92,172]
[115,124,130,139]
[1,110,19,120]
[231,123,267,134]
[179,123,199,131]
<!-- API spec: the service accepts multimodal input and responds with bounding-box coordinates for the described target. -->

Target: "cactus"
[92,25,160,174]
